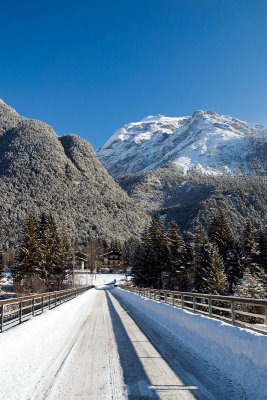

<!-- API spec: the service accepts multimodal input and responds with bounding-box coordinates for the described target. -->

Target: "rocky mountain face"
[118,165,267,235]
[97,110,267,177]
[0,100,148,247]
[98,110,267,234]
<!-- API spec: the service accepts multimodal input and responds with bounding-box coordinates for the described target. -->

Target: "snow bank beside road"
[115,287,267,400]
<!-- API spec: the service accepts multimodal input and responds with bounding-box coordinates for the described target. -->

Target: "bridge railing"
[120,286,267,334]
[0,286,93,333]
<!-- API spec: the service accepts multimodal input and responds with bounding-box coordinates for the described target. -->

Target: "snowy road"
[0,283,264,399]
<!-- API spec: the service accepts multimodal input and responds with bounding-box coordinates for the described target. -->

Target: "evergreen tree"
[38,212,61,290]
[124,236,140,271]
[225,241,243,294]
[0,245,3,282]
[15,211,39,282]
[234,268,266,299]
[150,216,170,288]
[166,221,184,290]
[206,246,228,295]
[241,219,262,277]
[182,234,195,291]
[74,237,80,252]
[12,211,45,294]
[209,209,234,259]
[258,227,267,275]
[110,238,122,253]
[56,223,72,289]
[194,225,213,293]
[132,225,155,287]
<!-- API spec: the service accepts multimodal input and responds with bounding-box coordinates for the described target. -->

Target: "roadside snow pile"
[115,287,267,400]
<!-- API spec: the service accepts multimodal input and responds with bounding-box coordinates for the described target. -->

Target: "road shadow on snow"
[105,290,160,400]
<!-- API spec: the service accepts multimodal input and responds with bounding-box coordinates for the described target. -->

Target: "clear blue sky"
[1,0,267,149]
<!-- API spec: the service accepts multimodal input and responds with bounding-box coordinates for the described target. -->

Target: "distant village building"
[75,251,88,270]
[100,251,124,272]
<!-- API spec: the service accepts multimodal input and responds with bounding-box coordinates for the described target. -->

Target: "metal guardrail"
[0,286,93,333]
[120,286,267,335]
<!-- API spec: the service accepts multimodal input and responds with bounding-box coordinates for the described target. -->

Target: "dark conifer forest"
[128,209,266,298]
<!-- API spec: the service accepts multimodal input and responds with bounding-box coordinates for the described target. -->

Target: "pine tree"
[13,211,44,294]
[241,219,262,277]
[0,245,3,282]
[258,228,267,274]
[56,223,72,289]
[234,268,266,299]
[38,213,61,290]
[225,241,243,294]
[124,236,140,272]
[182,234,195,291]
[74,237,80,252]
[132,225,155,287]
[194,225,213,293]
[206,246,228,295]
[15,211,39,281]
[209,209,234,259]
[166,221,184,290]
[150,216,170,288]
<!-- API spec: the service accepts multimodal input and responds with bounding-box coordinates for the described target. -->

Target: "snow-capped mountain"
[97,110,267,177]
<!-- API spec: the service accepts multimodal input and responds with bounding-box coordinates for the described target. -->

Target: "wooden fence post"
[19,301,22,323]
[231,301,235,325]
[208,298,212,317]
[32,298,35,316]
[0,305,4,332]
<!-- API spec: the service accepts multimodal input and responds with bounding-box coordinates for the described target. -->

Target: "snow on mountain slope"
[97,110,267,177]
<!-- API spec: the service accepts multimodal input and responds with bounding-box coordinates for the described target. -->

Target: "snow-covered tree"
[209,208,234,259]
[241,219,262,277]
[194,225,213,293]
[150,216,170,288]
[206,246,228,295]
[234,268,266,299]
[166,221,184,290]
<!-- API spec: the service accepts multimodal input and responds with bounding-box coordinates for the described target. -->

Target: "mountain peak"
[192,109,218,118]
[97,111,267,177]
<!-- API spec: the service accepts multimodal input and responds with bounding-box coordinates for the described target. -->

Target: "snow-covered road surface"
[0,283,265,399]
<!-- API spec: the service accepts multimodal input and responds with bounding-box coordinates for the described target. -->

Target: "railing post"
[231,301,235,325]
[193,296,196,313]
[41,296,44,313]
[0,305,4,332]
[32,298,35,317]
[172,293,175,306]
[55,293,57,307]
[48,295,51,309]
[19,301,22,323]
[181,295,184,309]
[208,298,212,317]
[164,291,167,303]
[149,289,152,299]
